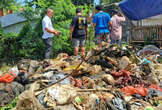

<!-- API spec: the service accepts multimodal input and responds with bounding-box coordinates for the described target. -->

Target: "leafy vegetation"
[0,0,22,12]
[0,0,96,63]
[0,0,125,63]
[0,97,18,110]
[0,0,123,109]
[71,0,93,5]
[0,0,124,63]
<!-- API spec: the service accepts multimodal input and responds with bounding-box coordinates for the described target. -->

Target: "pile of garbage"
[0,45,162,110]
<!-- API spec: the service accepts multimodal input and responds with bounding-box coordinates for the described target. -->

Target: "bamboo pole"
[76,88,112,92]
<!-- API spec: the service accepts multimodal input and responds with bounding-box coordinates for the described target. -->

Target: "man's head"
[46,8,53,18]
[112,10,118,15]
[95,5,103,12]
[76,8,82,15]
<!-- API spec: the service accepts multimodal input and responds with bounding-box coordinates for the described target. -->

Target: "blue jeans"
[43,37,53,59]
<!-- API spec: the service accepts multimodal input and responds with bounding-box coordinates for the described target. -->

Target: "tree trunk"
[0,8,4,17]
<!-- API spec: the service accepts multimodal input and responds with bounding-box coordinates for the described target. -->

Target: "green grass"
[85,40,97,51]
[0,97,18,110]
[157,57,162,64]
[0,63,12,75]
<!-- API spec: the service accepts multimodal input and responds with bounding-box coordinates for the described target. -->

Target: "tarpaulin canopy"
[119,0,162,20]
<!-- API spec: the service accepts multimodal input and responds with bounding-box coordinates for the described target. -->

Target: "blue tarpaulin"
[119,0,162,20]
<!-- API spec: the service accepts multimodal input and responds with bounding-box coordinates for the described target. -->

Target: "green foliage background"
[0,0,123,109]
[0,0,95,63]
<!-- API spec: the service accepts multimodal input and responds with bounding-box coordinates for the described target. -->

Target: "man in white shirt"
[42,8,60,59]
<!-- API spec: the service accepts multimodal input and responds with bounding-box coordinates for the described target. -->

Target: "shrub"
[0,0,95,61]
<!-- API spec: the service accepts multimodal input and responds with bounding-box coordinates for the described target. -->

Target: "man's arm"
[108,14,112,43]
[42,19,60,36]
[70,26,74,40]
[118,11,125,21]
[108,21,112,28]
[86,27,88,40]
[119,11,124,17]
[45,28,60,35]
[92,15,96,28]
[107,14,112,30]
[89,9,95,23]
[93,23,96,27]
[85,18,89,40]
[70,17,77,40]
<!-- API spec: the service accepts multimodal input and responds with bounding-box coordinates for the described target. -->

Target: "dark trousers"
[43,37,53,59]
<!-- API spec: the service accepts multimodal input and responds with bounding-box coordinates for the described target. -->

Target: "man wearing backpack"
[93,5,112,49]
[70,8,88,57]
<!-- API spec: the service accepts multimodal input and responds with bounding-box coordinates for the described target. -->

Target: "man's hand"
[108,38,111,44]
[70,26,74,41]
[70,32,73,40]
[86,34,89,40]
[54,31,61,36]
[70,35,72,41]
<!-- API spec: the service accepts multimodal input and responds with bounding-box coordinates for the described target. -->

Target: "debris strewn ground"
[0,45,162,110]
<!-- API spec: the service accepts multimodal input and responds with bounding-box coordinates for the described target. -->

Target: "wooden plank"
[130,25,162,43]
[133,25,162,30]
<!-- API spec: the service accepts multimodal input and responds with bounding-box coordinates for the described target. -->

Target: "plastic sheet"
[137,45,161,57]
[0,66,19,83]
[149,84,162,92]
[0,72,16,83]
[121,86,148,96]
[119,0,162,20]
[112,98,127,110]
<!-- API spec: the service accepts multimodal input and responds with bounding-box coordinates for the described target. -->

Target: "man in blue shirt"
[93,5,112,49]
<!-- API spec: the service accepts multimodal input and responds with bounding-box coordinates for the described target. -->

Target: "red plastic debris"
[70,77,82,88]
[149,84,162,91]
[111,70,133,77]
[0,71,16,83]
[111,70,133,85]
[74,79,82,88]
[121,86,148,96]
[98,94,105,101]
